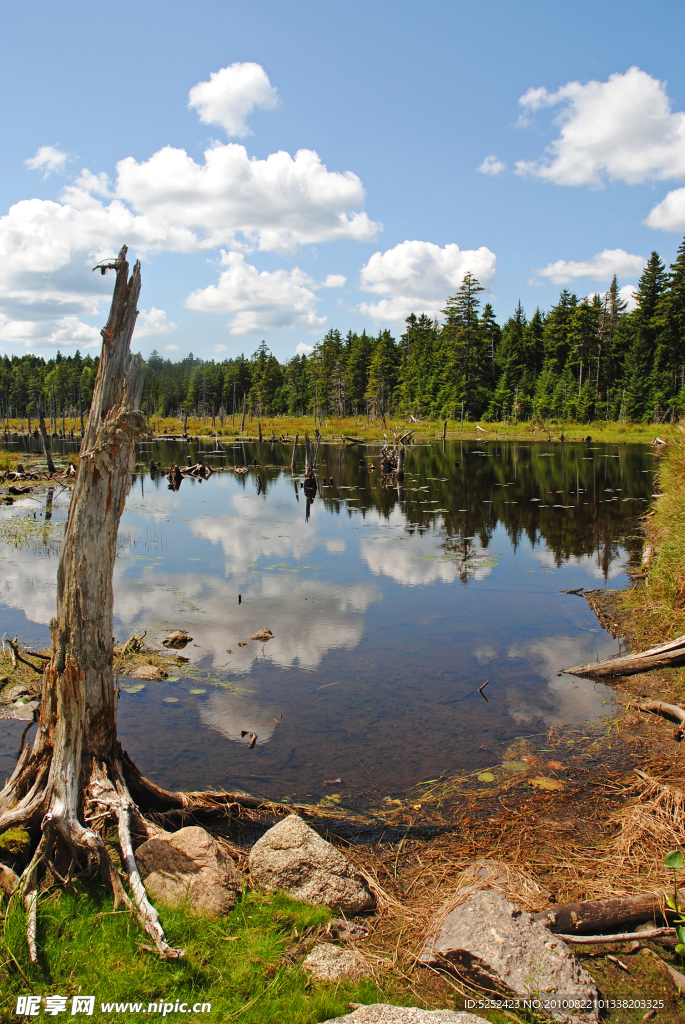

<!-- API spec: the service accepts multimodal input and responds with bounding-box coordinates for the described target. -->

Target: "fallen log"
[639,700,685,740]
[533,890,685,935]
[562,632,685,677]
[558,927,675,944]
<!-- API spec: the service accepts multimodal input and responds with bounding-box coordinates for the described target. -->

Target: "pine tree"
[345,331,373,413]
[625,251,667,420]
[651,238,685,420]
[543,289,578,373]
[440,273,489,416]
[365,330,397,422]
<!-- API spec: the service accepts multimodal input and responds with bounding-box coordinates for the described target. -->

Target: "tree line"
[2,238,684,428]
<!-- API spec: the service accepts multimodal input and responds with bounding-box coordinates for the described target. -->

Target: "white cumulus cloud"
[478,154,506,176]
[296,341,314,356]
[322,273,346,288]
[114,143,379,255]
[0,65,379,349]
[515,67,685,187]
[645,187,685,232]
[533,248,646,285]
[186,251,327,334]
[359,239,497,323]
[25,145,68,177]
[188,62,279,136]
[165,344,180,351]
[0,314,100,350]
[135,307,177,337]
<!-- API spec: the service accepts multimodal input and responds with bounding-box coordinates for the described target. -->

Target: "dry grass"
[1,415,677,445]
[603,770,685,880]
[329,749,685,989]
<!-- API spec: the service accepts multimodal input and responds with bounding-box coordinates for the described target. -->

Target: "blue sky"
[1,0,684,362]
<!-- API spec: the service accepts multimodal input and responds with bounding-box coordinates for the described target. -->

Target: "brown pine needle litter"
[325,748,685,987]
[603,769,685,880]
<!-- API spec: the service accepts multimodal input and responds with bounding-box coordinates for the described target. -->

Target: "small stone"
[136,826,242,918]
[162,630,192,649]
[326,918,371,940]
[322,1006,488,1023]
[302,943,368,982]
[131,664,168,680]
[248,815,373,913]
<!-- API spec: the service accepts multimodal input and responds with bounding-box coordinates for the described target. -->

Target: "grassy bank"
[620,427,685,649]
[2,414,676,446]
[0,886,395,1023]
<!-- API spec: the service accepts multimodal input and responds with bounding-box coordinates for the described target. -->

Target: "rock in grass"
[302,943,368,982]
[323,1007,488,1023]
[419,890,599,1023]
[131,664,168,680]
[136,826,242,918]
[248,815,373,913]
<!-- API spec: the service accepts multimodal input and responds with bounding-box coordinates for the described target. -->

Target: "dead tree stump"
[0,246,282,960]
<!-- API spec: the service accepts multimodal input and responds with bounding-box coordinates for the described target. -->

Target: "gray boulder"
[136,826,242,917]
[248,815,373,913]
[420,890,599,1022]
[324,1007,488,1023]
[302,943,368,982]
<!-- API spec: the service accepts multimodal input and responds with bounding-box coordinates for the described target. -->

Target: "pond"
[0,438,656,810]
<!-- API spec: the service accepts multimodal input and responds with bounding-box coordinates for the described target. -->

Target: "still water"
[0,438,655,808]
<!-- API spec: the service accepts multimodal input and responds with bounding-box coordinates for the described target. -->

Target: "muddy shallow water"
[0,438,655,807]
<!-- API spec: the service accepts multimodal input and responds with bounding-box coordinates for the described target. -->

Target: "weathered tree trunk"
[304,434,314,477]
[37,400,55,474]
[0,247,280,961]
[291,432,298,472]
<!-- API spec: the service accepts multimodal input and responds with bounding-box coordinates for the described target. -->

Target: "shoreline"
[1,436,685,1019]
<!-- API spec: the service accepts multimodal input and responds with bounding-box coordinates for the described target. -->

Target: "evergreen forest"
[2,240,685,428]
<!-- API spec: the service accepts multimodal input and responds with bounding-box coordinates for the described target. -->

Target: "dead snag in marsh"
[0,247,286,962]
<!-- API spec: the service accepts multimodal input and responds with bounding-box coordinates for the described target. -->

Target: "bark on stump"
[0,247,276,961]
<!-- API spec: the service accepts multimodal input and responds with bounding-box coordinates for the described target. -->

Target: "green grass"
[0,885,400,1023]
[620,426,685,649]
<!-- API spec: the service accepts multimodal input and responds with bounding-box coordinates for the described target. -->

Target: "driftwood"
[558,928,675,944]
[534,890,685,935]
[379,444,404,478]
[181,462,213,479]
[639,700,685,740]
[562,633,685,677]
